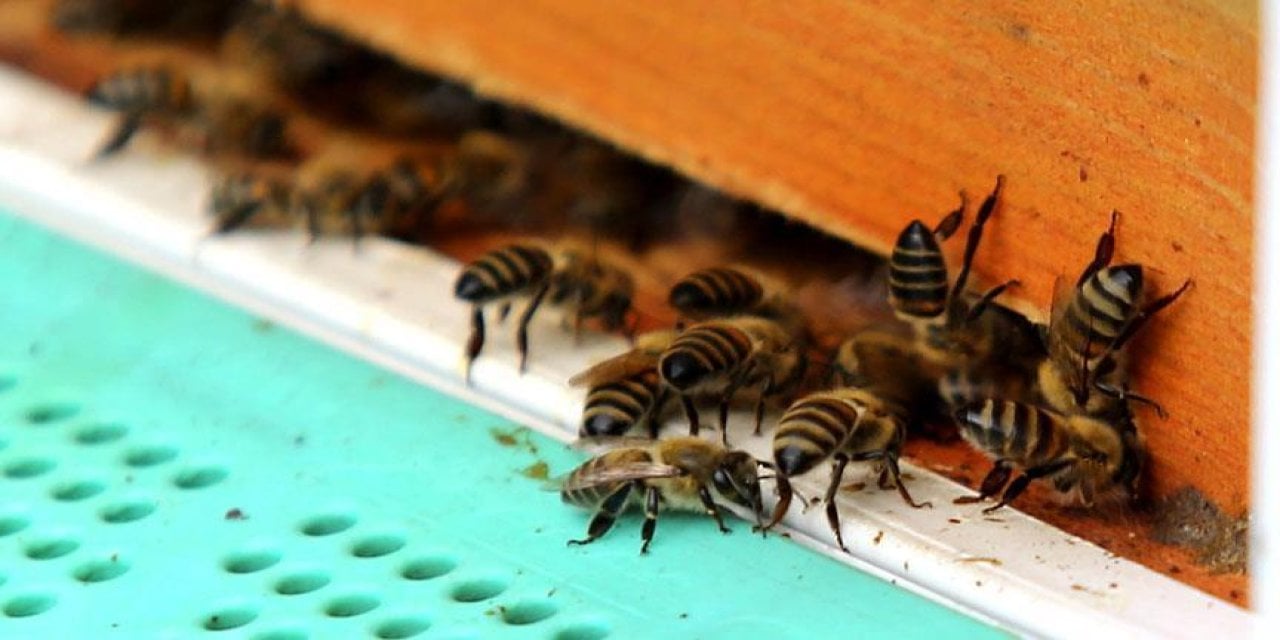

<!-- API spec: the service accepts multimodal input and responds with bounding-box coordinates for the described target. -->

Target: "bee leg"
[983,459,1073,514]
[880,454,932,509]
[463,305,485,385]
[495,302,512,324]
[752,377,773,436]
[948,175,1005,309]
[932,193,967,240]
[823,454,852,552]
[759,474,793,533]
[677,394,700,436]
[303,199,321,245]
[572,310,585,346]
[965,279,1021,323]
[1105,279,1193,355]
[640,484,661,554]
[1076,210,1119,288]
[1094,382,1168,419]
[645,388,670,439]
[568,483,633,548]
[515,283,550,373]
[954,459,1013,504]
[697,484,731,534]
[718,365,757,443]
[93,113,143,159]
[212,203,262,235]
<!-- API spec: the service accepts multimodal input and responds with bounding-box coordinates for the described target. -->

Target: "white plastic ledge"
[0,67,1252,639]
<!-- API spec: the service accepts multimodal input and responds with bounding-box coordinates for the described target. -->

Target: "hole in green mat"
[99,499,156,524]
[73,556,130,583]
[299,513,356,536]
[51,479,107,501]
[374,616,432,638]
[223,549,282,574]
[173,466,228,489]
[449,578,508,603]
[25,536,79,560]
[351,534,406,558]
[400,555,458,581]
[202,605,258,631]
[24,402,80,425]
[324,593,380,617]
[500,599,559,625]
[0,514,32,537]
[3,593,56,618]
[4,457,55,479]
[251,629,308,640]
[273,571,329,595]
[123,445,178,467]
[553,621,611,640]
[74,422,128,445]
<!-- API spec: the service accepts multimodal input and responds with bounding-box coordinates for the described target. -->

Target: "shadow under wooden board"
[0,0,1250,606]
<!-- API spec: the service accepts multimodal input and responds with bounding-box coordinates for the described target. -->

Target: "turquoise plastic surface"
[0,209,1002,639]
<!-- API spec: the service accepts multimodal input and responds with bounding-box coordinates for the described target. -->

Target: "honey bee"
[1037,213,1191,418]
[207,170,292,235]
[952,399,1142,511]
[763,388,931,551]
[85,66,292,160]
[657,316,807,442]
[560,437,765,553]
[569,331,678,438]
[667,266,802,331]
[454,243,635,382]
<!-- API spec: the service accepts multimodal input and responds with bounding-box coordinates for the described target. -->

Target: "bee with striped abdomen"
[569,331,678,438]
[657,316,807,443]
[454,243,636,383]
[85,66,293,160]
[763,388,931,551]
[1037,212,1191,418]
[667,266,801,331]
[952,399,1142,512]
[560,437,764,553]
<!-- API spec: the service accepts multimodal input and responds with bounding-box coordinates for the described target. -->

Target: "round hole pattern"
[25,403,80,424]
[374,616,433,639]
[74,422,128,445]
[123,445,178,467]
[3,593,56,618]
[223,549,282,574]
[51,479,107,502]
[553,622,611,640]
[324,593,380,618]
[273,571,330,595]
[25,536,80,560]
[351,534,406,558]
[100,500,156,524]
[449,578,508,603]
[501,599,559,625]
[400,555,458,581]
[73,556,130,583]
[4,457,55,479]
[172,466,228,489]
[202,606,258,631]
[299,513,356,536]
[0,514,31,537]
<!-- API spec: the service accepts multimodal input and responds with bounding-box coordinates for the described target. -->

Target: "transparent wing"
[559,462,684,492]
[568,351,659,387]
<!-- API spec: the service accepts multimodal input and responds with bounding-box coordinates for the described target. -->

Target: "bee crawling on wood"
[560,437,766,554]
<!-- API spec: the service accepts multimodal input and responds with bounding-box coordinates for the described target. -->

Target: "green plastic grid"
[0,209,1001,638]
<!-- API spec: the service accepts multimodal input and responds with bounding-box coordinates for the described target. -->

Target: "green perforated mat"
[0,209,1002,639]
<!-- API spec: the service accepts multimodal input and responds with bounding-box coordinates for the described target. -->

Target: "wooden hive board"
[292,0,1257,519]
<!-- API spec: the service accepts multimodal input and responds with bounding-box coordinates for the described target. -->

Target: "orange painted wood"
[294,1,1257,513]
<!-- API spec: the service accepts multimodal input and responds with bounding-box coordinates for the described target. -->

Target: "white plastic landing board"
[0,65,1253,639]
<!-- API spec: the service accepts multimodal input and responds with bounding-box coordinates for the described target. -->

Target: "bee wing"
[559,462,685,492]
[567,351,659,387]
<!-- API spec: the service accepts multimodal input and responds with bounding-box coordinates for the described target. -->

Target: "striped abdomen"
[668,267,764,318]
[1055,264,1143,368]
[580,370,662,437]
[954,400,1069,468]
[658,322,752,391]
[453,244,553,304]
[772,391,864,477]
[561,448,652,508]
[86,67,191,113]
[888,220,949,320]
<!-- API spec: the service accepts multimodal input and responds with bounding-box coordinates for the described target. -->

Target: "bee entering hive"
[0,0,1248,607]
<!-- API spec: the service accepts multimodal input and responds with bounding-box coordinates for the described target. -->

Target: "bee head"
[712,451,763,519]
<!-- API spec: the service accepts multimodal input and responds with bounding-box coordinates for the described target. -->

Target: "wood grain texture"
[295,0,1257,514]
